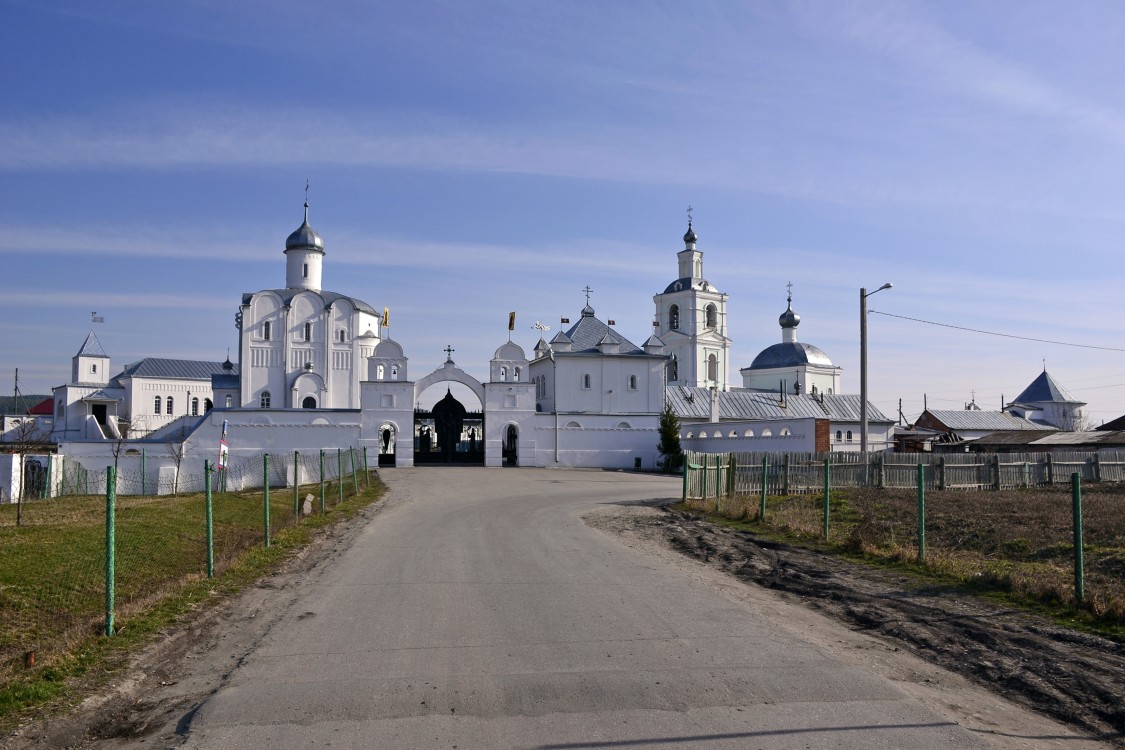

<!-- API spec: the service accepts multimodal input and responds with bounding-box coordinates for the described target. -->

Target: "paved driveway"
[183,468,995,749]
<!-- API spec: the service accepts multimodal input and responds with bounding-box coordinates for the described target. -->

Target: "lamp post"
[860,283,893,457]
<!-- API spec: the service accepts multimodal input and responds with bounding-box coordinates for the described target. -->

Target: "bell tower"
[652,211,731,389]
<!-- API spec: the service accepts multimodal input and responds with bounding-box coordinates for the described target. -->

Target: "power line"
[869,310,1125,352]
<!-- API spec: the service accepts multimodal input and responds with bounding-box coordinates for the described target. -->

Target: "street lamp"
[860,283,893,457]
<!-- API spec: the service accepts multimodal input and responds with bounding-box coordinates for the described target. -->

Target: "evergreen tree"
[657,402,683,472]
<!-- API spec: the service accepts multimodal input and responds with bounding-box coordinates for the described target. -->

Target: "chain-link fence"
[684,451,1125,623]
[0,446,373,688]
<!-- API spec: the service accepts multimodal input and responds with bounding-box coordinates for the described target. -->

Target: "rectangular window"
[154,396,162,415]
[91,363,97,374]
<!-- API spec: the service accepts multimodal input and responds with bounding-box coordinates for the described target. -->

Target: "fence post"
[141,448,147,497]
[1092,452,1101,483]
[917,463,926,564]
[782,454,790,495]
[351,447,359,497]
[1023,460,1030,489]
[362,446,370,488]
[1072,472,1084,604]
[1046,453,1054,485]
[877,452,885,488]
[760,456,768,521]
[319,449,326,515]
[337,448,344,506]
[205,460,214,578]
[993,454,1001,490]
[822,458,830,540]
[293,450,300,521]
[938,456,946,491]
[727,454,736,502]
[105,466,116,637]
[263,454,271,549]
[681,451,688,500]
[701,454,709,503]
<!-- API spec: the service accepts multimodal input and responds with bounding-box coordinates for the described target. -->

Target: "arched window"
[628,374,637,390]
[705,304,717,329]
[304,322,311,341]
[191,397,199,416]
[582,374,591,389]
[761,428,772,437]
[836,430,843,442]
[846,430,853,442]
[390,365,399,379]
[204,398,213,412]
[668,355,678,382]
[514,366,521,381]
[500,366,507,381]
[338,329,347,342]
[263,321,271,341]
[669,304,680,330]
[154,396,162,415]
[225,395,233,408]
[744,428,754,437]
[260,391,271,408]
[377,364,385,380]
[302,396,317,409]
[780,427,791,436]
[707,354,718,381]
[166,396,174,415]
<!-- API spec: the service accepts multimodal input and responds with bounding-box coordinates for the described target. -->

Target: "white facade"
[237,203,382,411]
[652,222,732,390]
[740,291,841,397]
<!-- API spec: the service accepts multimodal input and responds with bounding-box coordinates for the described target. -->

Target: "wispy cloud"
[0,289,230,310]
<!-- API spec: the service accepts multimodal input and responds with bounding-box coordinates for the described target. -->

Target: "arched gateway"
[360,340,537,468]
[413,356,486,465]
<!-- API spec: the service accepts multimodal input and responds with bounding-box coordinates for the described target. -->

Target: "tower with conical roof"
[1004,368,1087,430]
[652,216,731,389]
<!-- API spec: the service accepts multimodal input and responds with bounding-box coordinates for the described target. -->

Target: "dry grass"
[693,483,1125,624]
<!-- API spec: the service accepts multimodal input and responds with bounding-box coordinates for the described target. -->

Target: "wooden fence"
[684,449,1125,499]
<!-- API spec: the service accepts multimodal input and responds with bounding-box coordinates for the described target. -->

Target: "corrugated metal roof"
[1011,370,1082,405]
[242,288,378,316]
[668,387,894,423]
[1030,431,1125,446]
[923,410,1054,431]
[112,359,240,384]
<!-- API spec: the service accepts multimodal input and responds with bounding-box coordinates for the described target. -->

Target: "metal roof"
[667,387,893,423]
[76,330,106,357]
[111,358,240,384]
[746,341,834,370]
[922,409,1054,431]
[242,288,378,316]
[1011,370,1082,405]
[560,308,644,355]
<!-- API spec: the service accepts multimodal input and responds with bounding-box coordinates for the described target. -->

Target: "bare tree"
[166,424,192,496]
[9,416,52,527]
[109,417,133,474]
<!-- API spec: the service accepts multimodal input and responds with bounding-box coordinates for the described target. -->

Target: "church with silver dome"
[46,203,897,494]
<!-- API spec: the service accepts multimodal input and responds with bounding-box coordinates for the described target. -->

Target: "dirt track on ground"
[585,503,1125,748]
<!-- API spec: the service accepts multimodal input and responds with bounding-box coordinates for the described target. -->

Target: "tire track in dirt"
[593,504,1125,747]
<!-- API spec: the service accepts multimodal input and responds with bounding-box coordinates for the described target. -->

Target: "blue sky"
[3,1,1124,423]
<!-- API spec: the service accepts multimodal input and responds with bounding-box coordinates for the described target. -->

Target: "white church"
[48,202,895,489]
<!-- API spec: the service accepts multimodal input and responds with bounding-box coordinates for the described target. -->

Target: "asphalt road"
[181,468,998,749]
